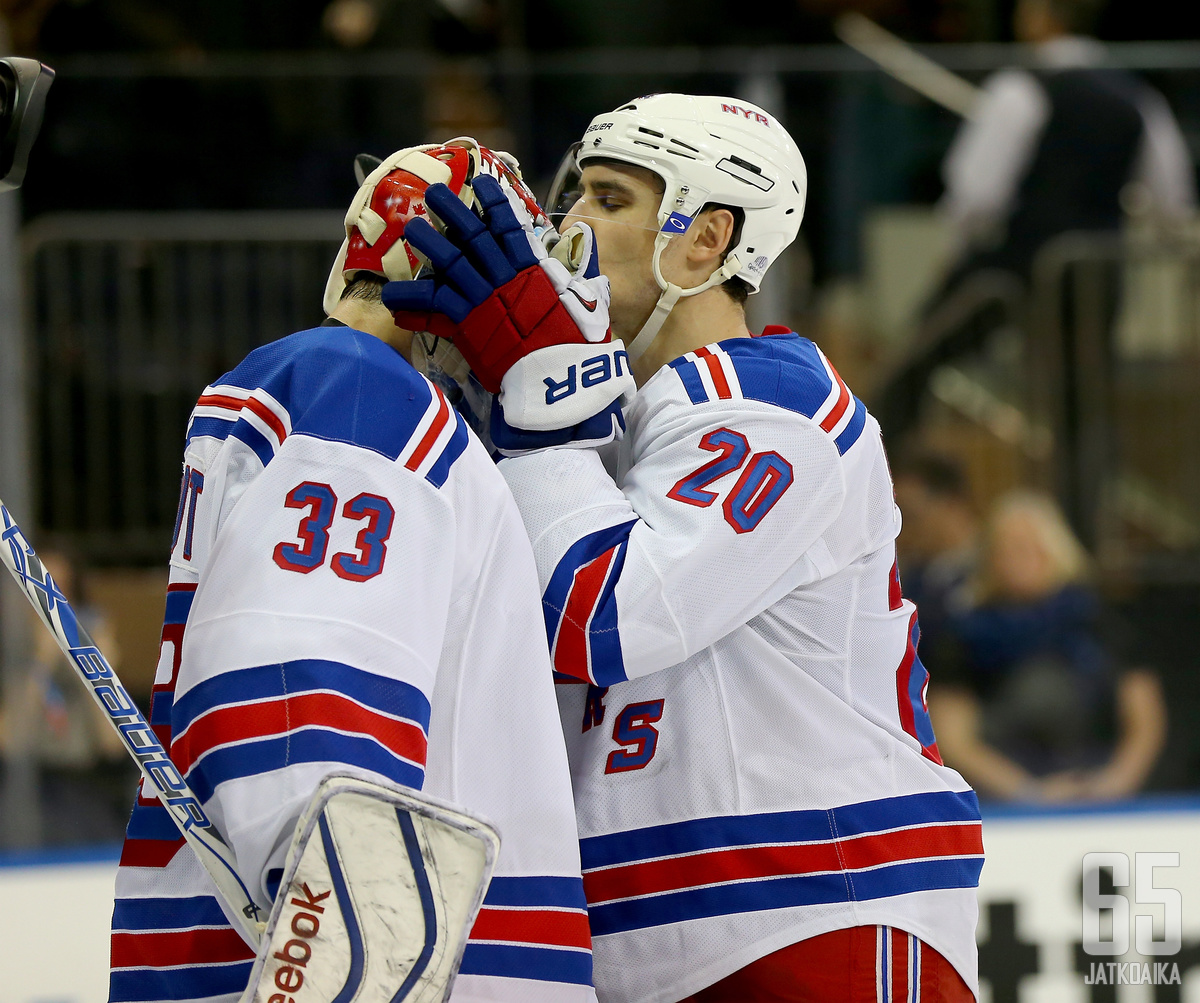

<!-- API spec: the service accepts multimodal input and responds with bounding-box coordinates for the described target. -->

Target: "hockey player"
[384,96,984,1002]
[108,141,596,1003]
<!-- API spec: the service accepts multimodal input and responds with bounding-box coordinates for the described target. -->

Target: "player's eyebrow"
[586,177,638,199]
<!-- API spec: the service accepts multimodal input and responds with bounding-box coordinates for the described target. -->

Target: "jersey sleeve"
[499,400,848,684]
[171,426,459,911]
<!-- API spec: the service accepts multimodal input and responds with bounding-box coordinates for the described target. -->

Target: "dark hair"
[339,273,386,304]
[580,158,749,306]
[893,453,971,501]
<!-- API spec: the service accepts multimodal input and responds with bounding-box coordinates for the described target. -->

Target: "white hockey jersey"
[109,325,595,1003]
[499,329,984,1003]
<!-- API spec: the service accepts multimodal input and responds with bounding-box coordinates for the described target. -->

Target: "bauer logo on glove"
[382,174,635,438]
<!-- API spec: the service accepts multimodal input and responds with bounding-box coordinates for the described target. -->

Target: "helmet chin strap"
[625,231,742,361]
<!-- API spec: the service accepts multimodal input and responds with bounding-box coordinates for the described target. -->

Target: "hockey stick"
[0,497,264,947]
[835,12,982,118]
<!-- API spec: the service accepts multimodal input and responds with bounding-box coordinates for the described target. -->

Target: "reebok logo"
[268,882,332,1002]
[290,884,331,913]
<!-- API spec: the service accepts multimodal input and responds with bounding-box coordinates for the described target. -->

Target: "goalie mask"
[547,93,808,358]
[322,138,546,316]
[325,138,546,449]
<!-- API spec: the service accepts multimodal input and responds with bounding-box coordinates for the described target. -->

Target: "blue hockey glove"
[383,175,632,435]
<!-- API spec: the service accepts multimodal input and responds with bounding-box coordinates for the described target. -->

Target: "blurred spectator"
[0,548,135,844]
[323,0,385,47]
[929,490,1167,802]
[893,452,978,675]
[875,0,1195,445]
[321,0,498,52]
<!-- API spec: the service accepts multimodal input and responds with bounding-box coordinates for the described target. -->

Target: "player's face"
[560,163,664,342]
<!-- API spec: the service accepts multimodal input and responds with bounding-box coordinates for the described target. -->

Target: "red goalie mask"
[323,138,546,315]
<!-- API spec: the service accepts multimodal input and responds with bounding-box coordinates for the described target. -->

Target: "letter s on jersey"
[274,481,394,582]
[605,700,665,774]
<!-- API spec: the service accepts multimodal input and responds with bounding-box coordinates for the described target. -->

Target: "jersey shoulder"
[188,326,469,486]
[661,329,868,456]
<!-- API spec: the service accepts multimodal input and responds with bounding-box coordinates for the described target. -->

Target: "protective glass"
[545,141,583,224]
[543,141,663,235]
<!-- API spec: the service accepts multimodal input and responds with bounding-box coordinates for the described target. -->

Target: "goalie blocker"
[242,774,499,1003]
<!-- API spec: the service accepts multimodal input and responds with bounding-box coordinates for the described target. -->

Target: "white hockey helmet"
[549,93,807,357]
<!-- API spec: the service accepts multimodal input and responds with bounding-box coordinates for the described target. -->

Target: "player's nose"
[558,197,586,234]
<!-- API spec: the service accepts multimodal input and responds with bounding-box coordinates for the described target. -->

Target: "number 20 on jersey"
[668,428,794,533]
[273,481,395,582]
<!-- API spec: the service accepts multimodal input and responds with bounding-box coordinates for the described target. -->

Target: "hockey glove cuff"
[490,396,626,457]
[498,341,634,431]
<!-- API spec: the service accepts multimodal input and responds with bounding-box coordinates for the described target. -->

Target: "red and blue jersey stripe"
[542,520,637,686]
[579,791,983,937]
[897,611,943,765]
[187,387,290,470]
[669,332,869,456]
[186,327,469,488]
[169,659,431,803]
[120,581,196,870]
[461,875,593,987]
[109,894,255,1003]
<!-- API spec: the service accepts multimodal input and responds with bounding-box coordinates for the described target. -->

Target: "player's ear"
[687,208,737,266]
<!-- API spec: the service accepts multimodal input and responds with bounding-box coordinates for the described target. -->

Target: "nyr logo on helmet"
[721,104,771,126]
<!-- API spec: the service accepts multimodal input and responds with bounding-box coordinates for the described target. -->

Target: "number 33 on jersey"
[177,471,398,583]
[273,483,395,581]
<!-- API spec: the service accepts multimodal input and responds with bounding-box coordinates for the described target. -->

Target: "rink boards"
[3,798,1200,1003]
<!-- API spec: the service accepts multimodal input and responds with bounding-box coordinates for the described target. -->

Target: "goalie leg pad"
[241,774,500,1003]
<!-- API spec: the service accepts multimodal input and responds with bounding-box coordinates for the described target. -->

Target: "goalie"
[108,141,596,1003]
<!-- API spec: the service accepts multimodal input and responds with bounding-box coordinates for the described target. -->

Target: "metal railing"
[870,267,1027,443]
[24,211,343,563]
[872,222,1200,580]
[23,210,1200,579]
[1029,229,1200,577]
[43,40,1200,79]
